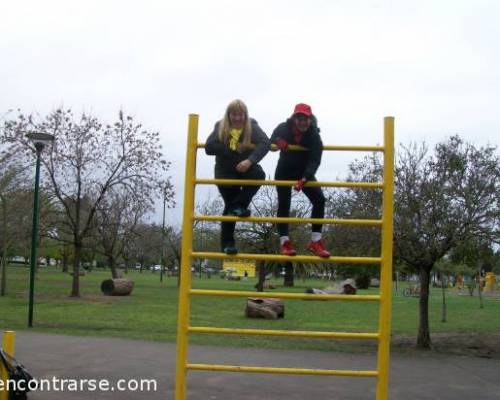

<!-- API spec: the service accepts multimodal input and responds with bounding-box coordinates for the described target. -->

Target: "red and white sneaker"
[306,240,331,258]
[280,240,297,256]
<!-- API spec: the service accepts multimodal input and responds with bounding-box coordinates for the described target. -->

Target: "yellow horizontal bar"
[195,178,383,189]
[189,326,379,340]
[193,215,382,226]
[187,363,378,377]
[197,143,384,152]
[191,252,381,264]
[322,145,384,152]
[190,289,381,301]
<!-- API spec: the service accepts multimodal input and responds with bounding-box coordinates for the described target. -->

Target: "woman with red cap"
[270,103,330,258]
[205,99,270,255]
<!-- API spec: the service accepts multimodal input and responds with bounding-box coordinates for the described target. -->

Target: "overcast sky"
[2,0,499,226]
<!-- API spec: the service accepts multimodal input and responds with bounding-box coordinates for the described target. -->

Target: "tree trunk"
[176,254,182,288]
[1,194,7,296]
[417,267,432,349]
[124,261,129,275]
[71,241,82,297]
[177,262,181,288]
[108,255,119,279]
[256,261,266,292]
[477,262,484,309]
[62,248,69,273]
[0,254,6,297]
[441,276,447,323]
[283,262,294,287]
[468,280,475,296]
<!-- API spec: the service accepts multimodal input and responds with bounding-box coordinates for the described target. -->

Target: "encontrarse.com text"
[0,377,158,392]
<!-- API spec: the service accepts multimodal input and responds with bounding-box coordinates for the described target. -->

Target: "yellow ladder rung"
[322,145,384,152]
[190,289,381,301]
[195,178,384,189]
[189,326,380,340]
[197,143,385,152]
[193,215,383,226]
[186,363,379,377]
[191,252,382,264]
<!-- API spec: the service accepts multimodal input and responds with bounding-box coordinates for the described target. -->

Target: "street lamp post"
[26,132,54,327]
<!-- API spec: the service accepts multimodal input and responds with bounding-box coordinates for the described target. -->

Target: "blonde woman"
[205,99,270,255]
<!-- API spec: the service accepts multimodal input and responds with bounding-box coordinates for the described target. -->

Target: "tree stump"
[283,262,294,287]
[101,279,134,296]
[245,298,284,319]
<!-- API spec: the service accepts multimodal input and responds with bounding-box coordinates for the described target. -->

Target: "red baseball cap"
[293,103,312,117]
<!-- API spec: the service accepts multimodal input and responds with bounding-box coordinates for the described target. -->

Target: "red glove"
[275,138,289,151]
[294,179,306,192]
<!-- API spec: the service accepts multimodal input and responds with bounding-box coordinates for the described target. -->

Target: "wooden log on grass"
[101,279,134,296]
[245,298,284,319]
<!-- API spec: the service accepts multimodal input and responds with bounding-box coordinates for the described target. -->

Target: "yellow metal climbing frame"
[0,331,16,400]
[175,115,395,400]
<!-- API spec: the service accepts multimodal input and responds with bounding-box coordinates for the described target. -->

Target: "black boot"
[222,242,238,255]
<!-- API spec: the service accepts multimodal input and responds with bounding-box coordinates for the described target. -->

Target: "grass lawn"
[1,265,499,351]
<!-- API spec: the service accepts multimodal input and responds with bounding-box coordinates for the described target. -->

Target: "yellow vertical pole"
[376,117,395,400]
[175,114,199,400]
[0,331,15,400]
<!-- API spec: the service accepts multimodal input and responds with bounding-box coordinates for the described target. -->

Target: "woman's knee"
[250,165,265,180]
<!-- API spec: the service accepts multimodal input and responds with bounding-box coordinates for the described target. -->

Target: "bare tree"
[395,136,499,348]
[95,185,162,278]
[3,109,174,296]
[324,153,383,281]
[0,136,32,295]
[192,196,223,275]
[326,138,499,349]
[129,222,162,270]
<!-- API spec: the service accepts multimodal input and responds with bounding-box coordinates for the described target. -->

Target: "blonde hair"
[218,99,252,146]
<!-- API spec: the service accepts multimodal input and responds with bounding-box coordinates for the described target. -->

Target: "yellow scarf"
[229,128,242,151]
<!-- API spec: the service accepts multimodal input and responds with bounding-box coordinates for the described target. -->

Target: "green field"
[1,266,499,351]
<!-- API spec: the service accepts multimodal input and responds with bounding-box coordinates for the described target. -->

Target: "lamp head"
[26,132,54,152]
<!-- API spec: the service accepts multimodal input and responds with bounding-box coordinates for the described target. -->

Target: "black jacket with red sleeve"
[270,116,323,180]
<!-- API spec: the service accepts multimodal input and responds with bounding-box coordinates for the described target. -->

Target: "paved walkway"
[5,331,500,399]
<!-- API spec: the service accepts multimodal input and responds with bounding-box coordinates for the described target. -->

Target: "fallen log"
[101,279,134,296]
[245,298,284,319]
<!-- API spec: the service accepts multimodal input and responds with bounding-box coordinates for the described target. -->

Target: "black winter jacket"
[270,117,323,180]
[205,119,270,172]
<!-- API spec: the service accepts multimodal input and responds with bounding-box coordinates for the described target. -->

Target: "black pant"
[275,165,325,237]
[216,164,265,247]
